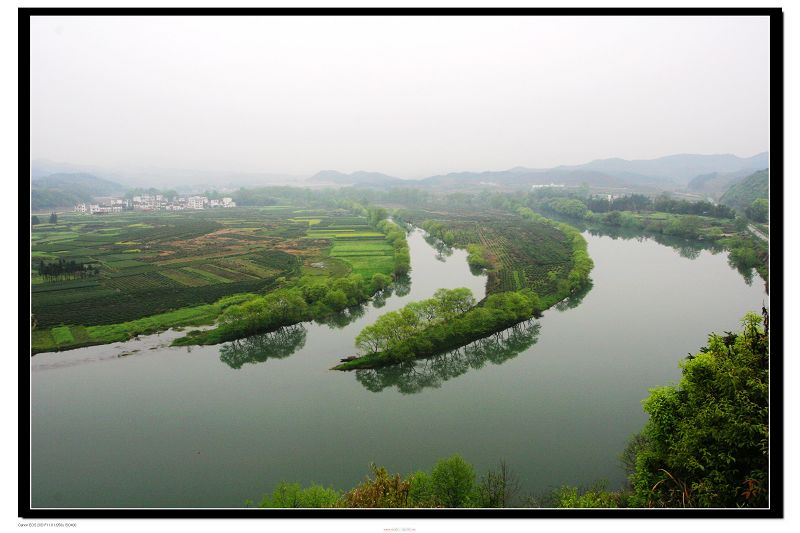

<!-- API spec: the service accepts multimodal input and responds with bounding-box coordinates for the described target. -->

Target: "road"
[747,224,769,243]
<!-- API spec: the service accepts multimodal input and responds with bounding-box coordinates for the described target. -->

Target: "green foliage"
[407,471,436,507]
[629,312,769,508]
[431,454,476,508]
[370,272,392,292]
[31,215,41,225]
[746,198,769,223]
[249,455,525,509]
[466,244,491,270]
[543,197,590,219]
[258,481,340,508]
[353,288,477,356]
[552,483,621,508]
[342,287,540,369]
[720,169,769,211]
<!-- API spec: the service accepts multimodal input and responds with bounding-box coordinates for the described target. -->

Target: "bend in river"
[31,226,766,508]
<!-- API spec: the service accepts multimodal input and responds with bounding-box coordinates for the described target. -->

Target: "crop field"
[305,218,395,279]
[31,208,396,353]
[397,207,573,298]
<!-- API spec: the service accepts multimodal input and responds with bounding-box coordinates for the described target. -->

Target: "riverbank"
[335,211,593,370]
[31,210,405,355]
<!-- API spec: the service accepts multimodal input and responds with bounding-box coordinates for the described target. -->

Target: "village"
[74,193,236,214]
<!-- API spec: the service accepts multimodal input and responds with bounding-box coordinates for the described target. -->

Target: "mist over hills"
[30,152,769,197]
[31,172,127,210]
[417,152,769,191]
[307,170,405,187]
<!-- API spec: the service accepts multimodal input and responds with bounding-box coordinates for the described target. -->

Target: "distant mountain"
[307,170,406,187]
[420,167,643,190]
[719,169,769,211]
[30,159,103,179]
[32,173,126,196]
[31,173,127,210]
[555,152,769,188]
[686,168,757,198]
[416,152,769,192]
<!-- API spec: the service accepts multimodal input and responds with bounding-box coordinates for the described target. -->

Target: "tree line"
[250,454,521,508]
[339,287,541,369]
[36,259,99,281]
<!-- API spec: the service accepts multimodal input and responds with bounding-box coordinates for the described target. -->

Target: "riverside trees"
[341,287,541,369]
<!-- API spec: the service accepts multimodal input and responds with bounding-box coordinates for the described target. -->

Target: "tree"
[31,215,40,225]
[370,273,392,292]
[746,198,769,223]
[476,460,520,508]
[49,212,58,224]
[407,471,436,507]
[322,289,348,311]
[431,454,476,507]
[258,481,340,508]
[604,211,622,226]
[629,312,769,508]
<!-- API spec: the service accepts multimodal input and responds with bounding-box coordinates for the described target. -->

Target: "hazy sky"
[29,15,770,178]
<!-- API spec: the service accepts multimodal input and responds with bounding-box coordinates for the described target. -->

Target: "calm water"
[30,227,767,508]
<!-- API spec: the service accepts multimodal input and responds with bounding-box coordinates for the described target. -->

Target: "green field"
[307,221,396,278]
[31,208,397,353]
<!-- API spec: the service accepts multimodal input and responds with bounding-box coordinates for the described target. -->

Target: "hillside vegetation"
[719,169,769,211]
[31,173,127,210]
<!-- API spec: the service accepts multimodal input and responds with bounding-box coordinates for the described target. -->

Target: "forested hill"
[31,173,126,210]
[719,169,769,211]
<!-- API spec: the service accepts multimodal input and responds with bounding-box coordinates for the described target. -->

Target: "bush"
[257,481,340,508]
[431,454,476,508]
[628,312,769,508]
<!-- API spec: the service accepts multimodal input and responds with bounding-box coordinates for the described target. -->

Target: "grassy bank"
[31,294,252,354]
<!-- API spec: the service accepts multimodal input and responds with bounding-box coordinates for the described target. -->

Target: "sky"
[29,15,770,179]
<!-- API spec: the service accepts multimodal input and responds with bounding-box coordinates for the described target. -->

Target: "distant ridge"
[416,152,769,191]
[31,173,127,210]
[307,170,406,186]
[32,173,126,196]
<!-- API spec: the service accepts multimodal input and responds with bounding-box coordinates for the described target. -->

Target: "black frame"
[20,6,784,520]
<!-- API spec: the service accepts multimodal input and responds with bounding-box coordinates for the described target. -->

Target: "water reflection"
[314,304,368,329]
[392,275,412,297]
[575,222,761,285]
[554,280,594,312]
[423,233,454,262]
[219,325,307,369]
[354,319,541,394]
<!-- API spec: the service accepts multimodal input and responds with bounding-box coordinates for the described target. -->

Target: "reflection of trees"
[554,280,594,312]
[423,233,454,262]
[393,275,412,297]
[727,259,754,286]
[372,289,388,308]
[219,325,307,369]
[315,304,368,329]
[354,320,541,394]
[585,223,722,260]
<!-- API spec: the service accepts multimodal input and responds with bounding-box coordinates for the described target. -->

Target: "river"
[30,226,767,508]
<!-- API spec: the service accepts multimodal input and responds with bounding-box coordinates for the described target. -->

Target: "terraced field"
[31,208,398,353]
[305,219,395,279]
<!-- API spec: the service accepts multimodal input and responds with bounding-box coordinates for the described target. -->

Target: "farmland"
[398,207,577,304]
[30,208,397,353]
